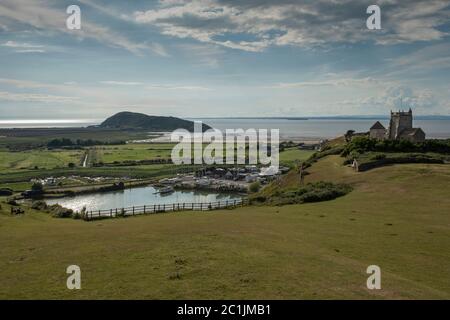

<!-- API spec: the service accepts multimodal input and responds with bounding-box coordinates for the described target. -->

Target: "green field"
[0,143,309,187]
[279,148,314,166]
[1,155,449,299]
[0,128,152,150]
[96,143,174,163]
[0,149,83,172]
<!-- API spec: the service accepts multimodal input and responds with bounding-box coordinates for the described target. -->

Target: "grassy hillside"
[1,155,449,299]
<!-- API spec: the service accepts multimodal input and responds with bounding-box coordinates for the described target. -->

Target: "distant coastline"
[192,115,450,120]
[2,115,450,127]
[1,116,450,140]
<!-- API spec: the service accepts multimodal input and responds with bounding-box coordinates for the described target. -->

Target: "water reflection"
[46,185,242,212]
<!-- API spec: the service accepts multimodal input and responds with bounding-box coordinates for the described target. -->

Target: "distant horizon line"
[1,115,450,124]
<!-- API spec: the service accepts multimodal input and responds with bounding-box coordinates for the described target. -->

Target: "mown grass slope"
[0,157,449,299]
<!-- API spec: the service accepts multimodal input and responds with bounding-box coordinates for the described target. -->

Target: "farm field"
[0,149,84,172]
[1,156,449,299]
[98,143,313,165]
[0,128,152,150]
[96,143,174,163]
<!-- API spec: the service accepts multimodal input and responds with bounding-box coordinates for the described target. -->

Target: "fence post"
[133,206,135,216]
[110,209,112,217]
[144,205,146,214]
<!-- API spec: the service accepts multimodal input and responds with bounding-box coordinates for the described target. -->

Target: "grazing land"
[1,154,449,299]
[96,143,174,163]
[0,149,84,172]
[278,148,314,166]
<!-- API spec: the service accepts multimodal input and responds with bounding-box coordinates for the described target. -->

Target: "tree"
[344,130,355,142]
[31,182,44,193]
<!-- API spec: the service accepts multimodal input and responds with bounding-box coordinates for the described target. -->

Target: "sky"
[0,0,449,120]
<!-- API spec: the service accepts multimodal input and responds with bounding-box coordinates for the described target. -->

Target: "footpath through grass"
[0,156,449,299]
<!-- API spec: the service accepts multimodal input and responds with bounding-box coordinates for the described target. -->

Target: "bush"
[31,200,48,211]
[31,182,44,193]
[263,181,352,205]
[342,136,450,156]
[371,153,386,160]
[48,204,73,218]
[6,198,18,206]
[249,181,261,193]
[0,188,13,196]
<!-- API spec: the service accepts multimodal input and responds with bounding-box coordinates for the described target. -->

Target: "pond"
[45,185,242,212]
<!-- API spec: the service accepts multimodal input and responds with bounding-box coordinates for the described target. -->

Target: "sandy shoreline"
[133,132,327,144]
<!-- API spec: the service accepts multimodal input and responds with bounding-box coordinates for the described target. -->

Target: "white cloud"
[2,40,44,48]
[268,77,381,89]
[133,0,450,51]
[0,91,78,103]
[175,43,224,67]
[0,0,168,56]
[2,40,46,53]
[100,81,144,86]
[146,84,211,91]
[337,85,444,114]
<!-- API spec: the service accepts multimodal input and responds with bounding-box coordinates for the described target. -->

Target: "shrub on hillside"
[255,181,352,206]
[371,153,386,160]
[48,204,73,218]
[342,136,450,156]
[31,200,48,211]
[249,181,261,193]
[6,198,18,206]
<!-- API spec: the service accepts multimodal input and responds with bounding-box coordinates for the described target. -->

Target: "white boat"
[158,186,174,194]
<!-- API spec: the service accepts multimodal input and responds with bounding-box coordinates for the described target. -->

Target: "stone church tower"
[387,108,413,140]
[369,108,425,142]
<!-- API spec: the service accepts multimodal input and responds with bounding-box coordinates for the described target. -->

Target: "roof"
[399,128,424,137]
[370,121,385,130]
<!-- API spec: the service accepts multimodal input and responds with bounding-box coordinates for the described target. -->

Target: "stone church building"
[369,109,425,142]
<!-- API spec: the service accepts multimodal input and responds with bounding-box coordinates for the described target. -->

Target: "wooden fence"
[85,198,248,220]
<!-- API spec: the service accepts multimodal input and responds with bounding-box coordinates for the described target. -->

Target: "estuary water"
[46,185,241,212]
[195,118,450,140]
[1,118,449,140]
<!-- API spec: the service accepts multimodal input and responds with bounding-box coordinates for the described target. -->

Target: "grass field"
[0,128,152,150]
[1,155,449,299]
[96,143,174,163]
[0,149,84,172]
[279,148,314,166]
[98,143,304,164]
